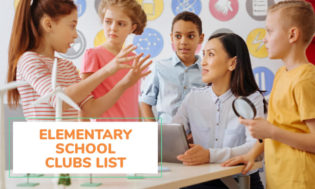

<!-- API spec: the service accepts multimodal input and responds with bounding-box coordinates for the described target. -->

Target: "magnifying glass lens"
[232,97,263,143]
[234,99,255,119]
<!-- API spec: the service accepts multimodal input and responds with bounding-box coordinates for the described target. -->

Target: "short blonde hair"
[98,0,147,35]
[268,0,315,44]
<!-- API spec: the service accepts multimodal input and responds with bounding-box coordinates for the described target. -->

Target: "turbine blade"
[32,92,54,106]
[1,81,28,91]
[57,92,80,111]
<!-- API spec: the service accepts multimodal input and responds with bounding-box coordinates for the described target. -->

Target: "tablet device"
[158,123,189,163]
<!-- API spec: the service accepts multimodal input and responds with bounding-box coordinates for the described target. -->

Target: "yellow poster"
[137,0,164,21]
[246,28,268,58]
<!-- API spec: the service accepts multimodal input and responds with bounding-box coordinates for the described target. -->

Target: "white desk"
[5,162,262,189]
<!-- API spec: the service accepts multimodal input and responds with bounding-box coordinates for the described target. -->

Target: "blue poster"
[74,0,86,17]
[133,28,164,58]
[172,0,202,15]
[253,67,274,96]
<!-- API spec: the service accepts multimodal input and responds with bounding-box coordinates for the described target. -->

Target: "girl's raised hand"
[119,53,152,88]
[105,45,138,75]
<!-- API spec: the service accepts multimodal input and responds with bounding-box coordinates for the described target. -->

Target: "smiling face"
[103,6,136,46]
[201,38,235,84]
[171,20,203,64]
[49,10,78,53]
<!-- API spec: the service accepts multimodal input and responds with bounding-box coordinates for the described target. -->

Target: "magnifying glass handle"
[258,139,263,143]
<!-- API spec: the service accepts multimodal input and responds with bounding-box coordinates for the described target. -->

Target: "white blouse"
[172,86,265,163]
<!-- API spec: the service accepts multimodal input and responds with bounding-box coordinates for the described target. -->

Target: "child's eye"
[209,52,214,56]
[118,22,126,26]
[188,34,195,39]
[175,34,181,39]
[105,20,111,25]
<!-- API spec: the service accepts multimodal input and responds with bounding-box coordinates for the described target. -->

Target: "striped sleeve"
[17,53,57,107]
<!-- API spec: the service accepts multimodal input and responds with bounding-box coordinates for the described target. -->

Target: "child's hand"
[239,117,274,139]
[105,45,137,75]
[177,144,209,166]
[221,154,255,174]
[119,53,152,88]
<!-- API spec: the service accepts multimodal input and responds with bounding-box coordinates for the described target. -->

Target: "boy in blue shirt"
[139,11,206,123]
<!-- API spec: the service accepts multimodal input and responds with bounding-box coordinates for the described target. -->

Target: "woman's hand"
[105,45,138,76]
[119,53,152,88]
[177,144,210,165]
[221,153,255,174]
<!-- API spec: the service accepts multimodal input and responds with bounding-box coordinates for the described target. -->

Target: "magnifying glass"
[232,96,263,143]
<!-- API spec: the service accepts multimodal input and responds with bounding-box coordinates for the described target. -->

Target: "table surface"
[5,161,262,189]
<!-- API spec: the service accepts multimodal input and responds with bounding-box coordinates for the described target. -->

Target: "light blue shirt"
[139,53,206,123]
[172,86,265,163]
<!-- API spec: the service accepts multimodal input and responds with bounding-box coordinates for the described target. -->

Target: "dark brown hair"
[171,11,202,35]
[209,33,268,113]
[7,0,77,107]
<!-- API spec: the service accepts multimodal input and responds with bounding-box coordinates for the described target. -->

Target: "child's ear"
[131,24,137,34]
[228,56,237,71]
[288,27,299,43]
[199,33,204,44]
[41,15,53,33]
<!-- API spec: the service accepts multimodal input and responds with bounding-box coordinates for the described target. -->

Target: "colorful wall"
[1,0,292,100]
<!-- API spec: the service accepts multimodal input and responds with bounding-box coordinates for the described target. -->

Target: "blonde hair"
[98,0,147,35]
[268,0,315,44]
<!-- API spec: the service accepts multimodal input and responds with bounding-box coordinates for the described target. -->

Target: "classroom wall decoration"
[1,0,286,100]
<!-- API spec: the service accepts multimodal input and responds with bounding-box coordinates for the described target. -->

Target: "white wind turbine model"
[32,58,80,187]
[33,58,80,119]
[0,80,28,189]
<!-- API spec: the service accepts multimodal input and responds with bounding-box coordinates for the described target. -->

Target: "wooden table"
[5,162,262,189]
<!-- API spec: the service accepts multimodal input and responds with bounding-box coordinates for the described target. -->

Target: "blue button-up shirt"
[139,53,206,123]
[172,86,265,163]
